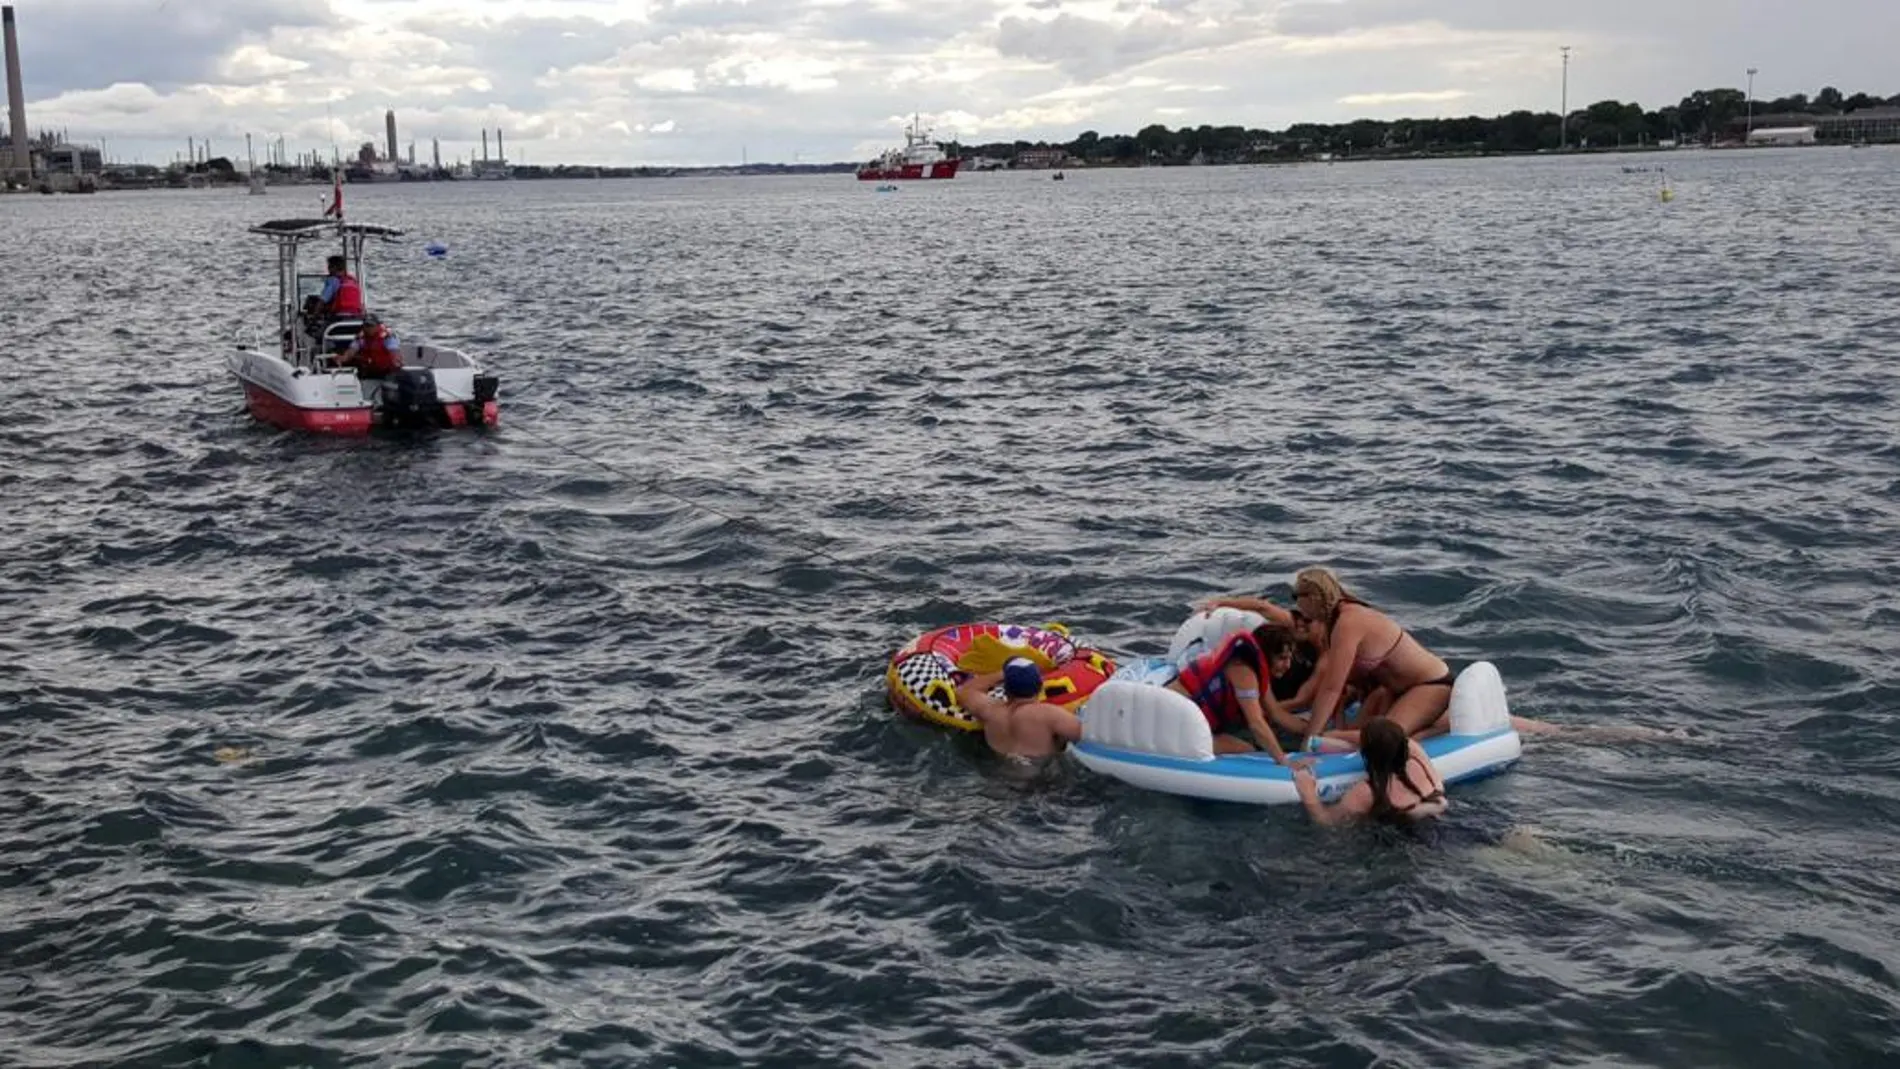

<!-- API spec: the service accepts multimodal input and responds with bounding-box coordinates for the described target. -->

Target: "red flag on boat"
[322,170,342,218]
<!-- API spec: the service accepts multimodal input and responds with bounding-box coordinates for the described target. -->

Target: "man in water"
[954,657,1083,760]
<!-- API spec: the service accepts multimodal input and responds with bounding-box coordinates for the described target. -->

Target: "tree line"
[951,86,1900,164]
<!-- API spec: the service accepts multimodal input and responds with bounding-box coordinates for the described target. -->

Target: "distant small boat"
[1052,171,1065,181]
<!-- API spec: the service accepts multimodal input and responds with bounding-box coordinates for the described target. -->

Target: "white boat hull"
[226,341,498,434]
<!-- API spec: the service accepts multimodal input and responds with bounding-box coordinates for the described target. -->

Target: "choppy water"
[3,149,1899,1067]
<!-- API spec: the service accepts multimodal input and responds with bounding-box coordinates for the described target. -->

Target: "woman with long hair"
[1286,567,1458,745]
[1200,569,1453,741]
[1291,717,1448,825]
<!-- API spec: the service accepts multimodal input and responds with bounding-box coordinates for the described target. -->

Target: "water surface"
[2,149,1898,1067]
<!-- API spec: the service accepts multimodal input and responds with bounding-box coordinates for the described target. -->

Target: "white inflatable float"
[1071,611,1522,805]
[1166,606,1267,666]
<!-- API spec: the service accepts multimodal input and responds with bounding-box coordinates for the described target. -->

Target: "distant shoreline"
[10,138,1881,197]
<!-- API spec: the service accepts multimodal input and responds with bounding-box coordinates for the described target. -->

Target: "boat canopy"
[249,219,406,240]
[250,217,406,365]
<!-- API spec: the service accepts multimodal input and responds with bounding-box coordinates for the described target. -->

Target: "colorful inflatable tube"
[887,622,1118,732]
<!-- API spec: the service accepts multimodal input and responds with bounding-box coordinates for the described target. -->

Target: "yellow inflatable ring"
[886,621,1117,732]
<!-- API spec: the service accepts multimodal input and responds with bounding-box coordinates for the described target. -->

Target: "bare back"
[1338,741,1448,822]
[980,699,1082,759]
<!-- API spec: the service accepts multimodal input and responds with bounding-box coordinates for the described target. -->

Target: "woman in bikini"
[1291,716,1447,826]
[1202,568,1454,743]
[1206,577,1693,747]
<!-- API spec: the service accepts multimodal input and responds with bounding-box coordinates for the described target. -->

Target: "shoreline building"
[1739,108,1900,144]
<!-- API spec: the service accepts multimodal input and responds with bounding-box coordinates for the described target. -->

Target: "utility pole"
[1560,46,1572,150]
[1746,67,1759,141]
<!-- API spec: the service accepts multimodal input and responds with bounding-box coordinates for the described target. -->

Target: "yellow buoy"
[1660,187,1674,202]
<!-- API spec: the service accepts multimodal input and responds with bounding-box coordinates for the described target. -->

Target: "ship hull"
[856,159,961,181]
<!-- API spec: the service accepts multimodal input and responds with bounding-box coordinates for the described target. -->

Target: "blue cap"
[1002,657,1043,699]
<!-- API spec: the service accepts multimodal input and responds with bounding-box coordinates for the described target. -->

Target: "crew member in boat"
[318,255,364,319]
[1216,568,1613,748]
[1287,568,1466,745]
[339,319,402,378]
[954,658,1083,761]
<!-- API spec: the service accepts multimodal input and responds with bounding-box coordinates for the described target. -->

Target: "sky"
[8,0,1898,168]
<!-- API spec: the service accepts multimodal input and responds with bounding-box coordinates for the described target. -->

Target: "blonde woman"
[1288,567,1457,746]
[1202,568,1454,744]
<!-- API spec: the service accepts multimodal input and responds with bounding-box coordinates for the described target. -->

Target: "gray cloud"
[18,0,1900,168]
[12,0,339,96]
[996,12,1202,80]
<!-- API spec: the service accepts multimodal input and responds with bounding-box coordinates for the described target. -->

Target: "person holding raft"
[1291,717,1449,826]
[1202,567,1457,747]
[1166,622,1309,760]
[1203,569,1676,747]
[955,658,1084,761]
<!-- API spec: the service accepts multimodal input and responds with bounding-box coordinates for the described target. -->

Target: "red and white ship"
[856,115,961,181]
[226,210,499,434]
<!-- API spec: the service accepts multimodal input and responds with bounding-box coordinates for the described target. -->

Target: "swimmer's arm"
[1224,662,1288,763]
[1294,773,1367,827]
[1300,638,1357,752]
[1263,690,1307,736]
[1198,596,1296,627]
[1282,674,1318,713]
[1046,706,1083,743]
[955,672,1007,720]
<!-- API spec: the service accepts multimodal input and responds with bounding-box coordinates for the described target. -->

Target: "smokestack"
[432,137,440,170]
[385,109,397,163]
[3,6,26,176]
[481,129,488,162]
[497,128,504,162]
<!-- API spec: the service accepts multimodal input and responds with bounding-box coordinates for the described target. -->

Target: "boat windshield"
[297,274,327,304]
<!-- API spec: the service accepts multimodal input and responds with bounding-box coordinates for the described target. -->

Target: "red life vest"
[355,324,402,376]
[330,273,364,317]
[1175,630,1270,731]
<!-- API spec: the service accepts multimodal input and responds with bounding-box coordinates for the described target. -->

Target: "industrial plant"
[0,3,513,193]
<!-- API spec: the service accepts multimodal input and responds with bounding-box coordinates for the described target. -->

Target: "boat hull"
[240,379,374,434]
[227,347,499,434]
[856,159,960,181]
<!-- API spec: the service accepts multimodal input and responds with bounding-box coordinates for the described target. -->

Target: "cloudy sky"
[11,0,1898,167]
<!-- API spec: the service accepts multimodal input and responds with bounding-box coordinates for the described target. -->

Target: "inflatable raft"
[887,622,1117,732]
[1070,612,1522,805]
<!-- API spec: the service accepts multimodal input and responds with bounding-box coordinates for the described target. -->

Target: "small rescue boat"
[226,217,499,434]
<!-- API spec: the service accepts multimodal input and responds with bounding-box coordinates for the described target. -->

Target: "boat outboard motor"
[382,368,440,429]
[462,372,500,425]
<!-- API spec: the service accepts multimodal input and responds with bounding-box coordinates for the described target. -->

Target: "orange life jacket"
[1174,630,1270,731]
[329,273,364,317]
[355,324,402,376]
